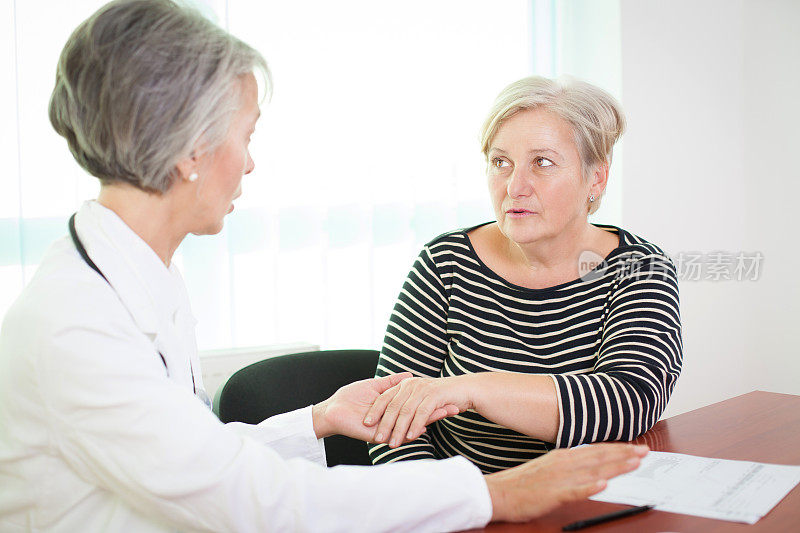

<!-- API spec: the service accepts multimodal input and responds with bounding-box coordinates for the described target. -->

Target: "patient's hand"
[312,374,457,442]
[363,376,469,447]
[486,443,649,523]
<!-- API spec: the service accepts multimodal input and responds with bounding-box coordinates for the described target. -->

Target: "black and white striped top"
[368,223,683,474]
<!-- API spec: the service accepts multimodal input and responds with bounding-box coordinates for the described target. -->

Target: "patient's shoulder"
[425,221,494,248]
[421,222,496,266]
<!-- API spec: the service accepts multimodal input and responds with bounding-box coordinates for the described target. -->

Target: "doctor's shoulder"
[0,236,136,363]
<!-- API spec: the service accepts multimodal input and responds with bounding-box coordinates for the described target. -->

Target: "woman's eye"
[534,157,554,167]
[492,158,509,169]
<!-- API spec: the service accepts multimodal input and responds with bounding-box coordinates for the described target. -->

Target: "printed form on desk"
[589,451,800,524]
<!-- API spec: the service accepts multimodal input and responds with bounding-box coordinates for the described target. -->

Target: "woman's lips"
[228,193,241,214]
[505,208,536,218]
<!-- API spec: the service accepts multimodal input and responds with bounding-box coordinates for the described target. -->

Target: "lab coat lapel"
[72,201,192,389]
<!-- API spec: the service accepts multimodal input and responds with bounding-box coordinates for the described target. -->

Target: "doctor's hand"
[311,373,458,442]
[363,376,470,448]
[485,443,649,523]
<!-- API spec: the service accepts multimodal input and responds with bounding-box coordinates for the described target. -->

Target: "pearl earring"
[188,172,198,182]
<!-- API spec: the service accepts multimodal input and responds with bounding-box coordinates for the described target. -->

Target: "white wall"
[558,0,624,228]
[620,0,800,417]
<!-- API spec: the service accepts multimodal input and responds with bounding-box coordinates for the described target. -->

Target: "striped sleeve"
[369,246,450,464]
[552,251,683,448]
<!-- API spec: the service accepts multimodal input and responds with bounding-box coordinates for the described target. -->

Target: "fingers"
[425,407,450,424]
[562,480,608,503]
[363,383,402,426]
[425,404,459,423]
[386,383,456,447]
[408,404,459,440]
[374,380,441,447]
[366,377,465,446]
[567,443,648,467]
[585,449,644,482]
[373,383,414,444]
[555,444,647,498]
[403,399,439,442]
[485,444,648,523]
[374,372,413,393]
[384,384,430,447]
[387,401,420,447]
[362,373,414,426]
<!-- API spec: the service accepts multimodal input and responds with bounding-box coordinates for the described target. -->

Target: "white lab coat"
[0,201,492,532]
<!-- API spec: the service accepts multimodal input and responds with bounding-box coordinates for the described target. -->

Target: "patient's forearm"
[462,372,559,443]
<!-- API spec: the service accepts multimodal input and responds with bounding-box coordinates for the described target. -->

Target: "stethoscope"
[69,213,212,410]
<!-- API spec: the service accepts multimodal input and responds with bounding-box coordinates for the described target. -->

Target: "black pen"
[562,504,654,531]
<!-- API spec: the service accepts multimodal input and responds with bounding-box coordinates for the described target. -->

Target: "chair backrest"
[216,349,380,467]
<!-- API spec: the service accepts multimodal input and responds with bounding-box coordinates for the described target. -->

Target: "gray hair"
[480,76,625,214]
[49,0,269,193]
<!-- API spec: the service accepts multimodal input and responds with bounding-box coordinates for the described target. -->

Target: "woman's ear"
[174,151,199,183]
[589,162,610,198]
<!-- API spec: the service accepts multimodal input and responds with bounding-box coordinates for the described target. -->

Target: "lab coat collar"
[73,200,185,336]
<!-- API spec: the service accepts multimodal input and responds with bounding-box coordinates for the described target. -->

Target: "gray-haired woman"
[0,1,646,531]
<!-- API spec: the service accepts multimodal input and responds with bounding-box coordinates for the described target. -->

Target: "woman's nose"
[244,151,255,175]
[507,167,533,198]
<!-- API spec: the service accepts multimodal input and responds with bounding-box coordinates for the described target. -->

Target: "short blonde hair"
[480,76,625,214]
[49,0,269,193]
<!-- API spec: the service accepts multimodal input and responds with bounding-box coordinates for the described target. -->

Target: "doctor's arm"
[36,292,489,532]
[26,267,652,533]
[38,315,647,532]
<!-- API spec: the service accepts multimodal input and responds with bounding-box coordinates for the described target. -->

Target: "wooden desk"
[475,391,800,532]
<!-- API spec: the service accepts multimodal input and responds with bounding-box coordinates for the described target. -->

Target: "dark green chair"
[215,349,380,467]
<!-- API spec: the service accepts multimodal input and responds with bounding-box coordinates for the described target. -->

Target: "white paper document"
[589,451,800,524]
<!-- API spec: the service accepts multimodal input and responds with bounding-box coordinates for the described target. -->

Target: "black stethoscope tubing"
[68,213,203,397]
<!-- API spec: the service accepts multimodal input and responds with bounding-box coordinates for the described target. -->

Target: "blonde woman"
[368,76,682,473]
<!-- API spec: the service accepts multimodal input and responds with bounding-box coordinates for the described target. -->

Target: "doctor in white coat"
[0,1,647,531]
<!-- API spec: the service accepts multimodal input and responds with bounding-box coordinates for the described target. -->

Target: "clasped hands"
[312,372,468,445]
[364,373,467,446]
